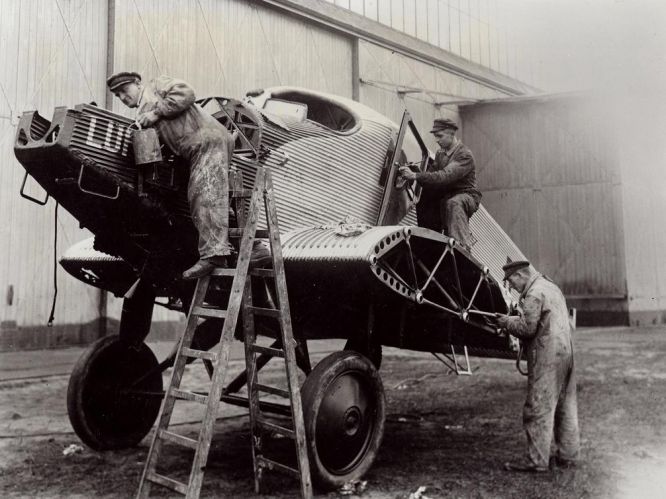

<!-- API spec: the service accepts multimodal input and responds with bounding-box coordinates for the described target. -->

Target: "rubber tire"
[344,337,382,369]
[67,335,163,450]
[301,351,385,490]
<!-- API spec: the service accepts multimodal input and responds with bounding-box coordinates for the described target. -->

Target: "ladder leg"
[185,174,264,498]
[263,171,313,498]
[137,276,211,499]
[242,277,263,493]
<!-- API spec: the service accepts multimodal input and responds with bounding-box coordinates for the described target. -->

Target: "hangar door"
[460,95,627,303]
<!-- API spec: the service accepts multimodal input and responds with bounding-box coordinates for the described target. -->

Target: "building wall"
[618,92,666,326]
[325,0,516,78]
[0,0,109,349]
[460,94,629,325]
[358,38,504,153]
[112,0,353,112]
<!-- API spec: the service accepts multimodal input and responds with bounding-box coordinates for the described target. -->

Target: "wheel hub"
[343,406,362,436]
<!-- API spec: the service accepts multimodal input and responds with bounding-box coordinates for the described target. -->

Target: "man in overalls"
[398,118,481,251]
[497,260,580,472]
[107,71,234,280]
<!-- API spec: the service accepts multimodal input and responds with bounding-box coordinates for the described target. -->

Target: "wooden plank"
[262,169,313,497]
[256,383,290,398]
[210,268,237,277]
[171,388,208,404]
[181,348,218,362]
[159,429,198,450]
[256,417,295,438]
[146,471,188,495]
[250,344,285,358]
[256,456,300,478]
[242,249,262,493]
[247,306,281,318]
[250,268,276,278]
[192,306,227,320]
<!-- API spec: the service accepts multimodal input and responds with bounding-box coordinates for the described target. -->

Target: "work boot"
[503,460,549,473]
[182,256,228,280]
[250,239,272,268]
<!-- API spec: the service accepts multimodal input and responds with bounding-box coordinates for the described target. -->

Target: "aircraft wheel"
[67,335,163,450]
[344,337,382,369]
[301,351,385,490]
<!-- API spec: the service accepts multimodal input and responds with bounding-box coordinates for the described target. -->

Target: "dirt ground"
[1,327,666,498]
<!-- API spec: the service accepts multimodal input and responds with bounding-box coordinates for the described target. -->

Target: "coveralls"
[502,273,580,468]
[414,141,481,249]
[137,76,234,259]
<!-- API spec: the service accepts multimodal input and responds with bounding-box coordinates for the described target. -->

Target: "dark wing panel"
[281,226,515,359]
[60,238,137,295]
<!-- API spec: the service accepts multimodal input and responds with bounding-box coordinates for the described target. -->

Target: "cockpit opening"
[264,89,359,132]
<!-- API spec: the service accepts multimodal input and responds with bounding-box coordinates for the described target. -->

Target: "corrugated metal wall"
[326,0,517,78]
[112,0,353,111]
[358,39,505,152]
[460,95,627,308]
[0,0,108,346]
[618,93,666,325]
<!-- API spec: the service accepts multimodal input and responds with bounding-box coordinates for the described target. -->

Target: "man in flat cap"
[398,117,481,251]
[497,260,579,472]
[107,72,235,279]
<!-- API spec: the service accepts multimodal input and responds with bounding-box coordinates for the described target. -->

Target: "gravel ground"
[1,327,665,498]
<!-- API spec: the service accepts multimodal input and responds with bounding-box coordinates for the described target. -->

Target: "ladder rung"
[256,383,290,398]
[247,306,281,318]
[158,429,198,450]
[210,267,237,277]
[250,344,285,358]
[146,471,188,495]
[229,228,271,238]
[181,348,218,362]
[256,456,300,478]
[257,417,295,439]
[192,306,227,319]
[171,388,208,404]
[250,268,275,278]
[229,188,253,198]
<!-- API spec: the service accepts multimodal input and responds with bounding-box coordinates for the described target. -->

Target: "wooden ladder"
[136,168,312,499]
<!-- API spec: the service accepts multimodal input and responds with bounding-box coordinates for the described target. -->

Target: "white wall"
[619,91,666,325]
[1,0,108,335]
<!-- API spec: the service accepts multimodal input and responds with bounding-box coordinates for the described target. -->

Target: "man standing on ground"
[497,260,580,472]
[398,117,481,251]
[107,71,235,279]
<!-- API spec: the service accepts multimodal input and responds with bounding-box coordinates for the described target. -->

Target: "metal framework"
[371,229,501,337]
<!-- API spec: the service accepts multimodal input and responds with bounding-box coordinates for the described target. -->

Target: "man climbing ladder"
[136,168,312,499]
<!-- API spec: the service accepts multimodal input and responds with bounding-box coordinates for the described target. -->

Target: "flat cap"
[502,260,530,280]
[430,118,459,133]
[107,71,141,91]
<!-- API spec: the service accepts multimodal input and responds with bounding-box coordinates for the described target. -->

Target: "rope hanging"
[47,203,59,327]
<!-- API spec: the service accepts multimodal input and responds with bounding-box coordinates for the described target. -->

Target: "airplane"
[13,86,525,490]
